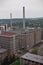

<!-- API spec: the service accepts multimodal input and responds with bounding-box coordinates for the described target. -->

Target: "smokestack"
[23,6,25,29]
[10,13,12,30]
[5,24,7,31]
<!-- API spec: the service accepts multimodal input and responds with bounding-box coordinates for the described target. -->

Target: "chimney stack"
[10,13,12,30]
[23,6,25,29]
[4,24,7,31]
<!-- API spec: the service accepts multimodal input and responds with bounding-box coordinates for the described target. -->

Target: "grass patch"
[11,59,20,65]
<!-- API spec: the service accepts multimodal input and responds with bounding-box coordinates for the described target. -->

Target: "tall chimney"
[5,24,7,31]
[23,6,25,29]
[10,13,12,30]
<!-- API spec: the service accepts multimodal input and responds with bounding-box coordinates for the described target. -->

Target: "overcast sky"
[0,0,43,19]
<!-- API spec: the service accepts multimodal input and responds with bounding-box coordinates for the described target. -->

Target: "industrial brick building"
[0,31,28,54]
[0,27,41,55]
[9,27,41,53]
[0,32,16,55]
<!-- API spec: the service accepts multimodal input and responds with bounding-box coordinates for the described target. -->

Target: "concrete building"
[20,53,43,65]
[0,48,7,65]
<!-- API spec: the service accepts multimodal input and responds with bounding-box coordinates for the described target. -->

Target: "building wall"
[41,28,43,40]
[38,44,43,56]
[0,51,7,65]
[20,58,41,65]
[29,29,34,48]
[13,36,16,54]
[15,33,29,53]
[0,36,11,48]
[15,28,41,52]
[1,52,7,60]
[14,30,35,53]
[27,28,41,46]
[35,28,41,43]
[0,36,15,55]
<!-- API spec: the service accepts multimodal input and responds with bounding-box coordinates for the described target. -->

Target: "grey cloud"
[0,0,43,18]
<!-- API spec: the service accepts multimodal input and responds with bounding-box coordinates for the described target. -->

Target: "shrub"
[31,48,39,54]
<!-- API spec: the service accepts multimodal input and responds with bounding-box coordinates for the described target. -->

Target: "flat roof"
[21,53,43,64]
[9,29,26,34]
[27,27,41,30]
[0,48,7,54]
[27,27,35,29]
[0,32,16,37]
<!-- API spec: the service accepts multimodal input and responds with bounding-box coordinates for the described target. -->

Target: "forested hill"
[0,18,43,27]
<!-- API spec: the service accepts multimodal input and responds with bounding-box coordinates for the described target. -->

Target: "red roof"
[0,32,15,36]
